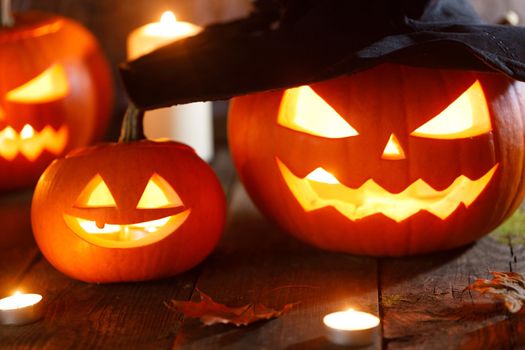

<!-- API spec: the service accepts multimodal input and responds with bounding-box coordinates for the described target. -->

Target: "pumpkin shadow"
[376,242,473,287]
[174,318,268,348]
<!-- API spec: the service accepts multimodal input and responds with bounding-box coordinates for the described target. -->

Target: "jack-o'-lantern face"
[63,173,190,248]
[276,80,498,222]
[229,63,525,256]
[1,64,70,162]
[0,12,113,191]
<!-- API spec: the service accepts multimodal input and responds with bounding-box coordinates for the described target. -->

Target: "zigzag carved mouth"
[0,124,68,161]
[276,158,498,222]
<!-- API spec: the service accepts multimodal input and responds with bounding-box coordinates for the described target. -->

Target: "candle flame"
[160,11,177,25]
[0,292,42,311]
[323,309,380,331]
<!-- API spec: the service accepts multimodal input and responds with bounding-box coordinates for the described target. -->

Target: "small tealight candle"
[0,291,43,325]
[323,309,380,346]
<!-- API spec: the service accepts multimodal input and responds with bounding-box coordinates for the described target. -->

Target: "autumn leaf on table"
[167,290,296,326]
[466,271,525,313]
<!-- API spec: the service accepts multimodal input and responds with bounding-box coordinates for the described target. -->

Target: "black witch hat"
[120,0,525,109]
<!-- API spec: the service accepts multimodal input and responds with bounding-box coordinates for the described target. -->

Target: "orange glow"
[31,21,63,38]
[6,64,69,103]
[0,124,68,161]
[277,158,498,222]
[382,133,405,160]
[278,85,358,138]
[136,173,182,209]
[64,209,191,248]
[411,80,491,139]
[75,175,117,208]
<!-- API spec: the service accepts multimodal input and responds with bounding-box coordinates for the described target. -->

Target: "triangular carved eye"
[136,173,182,209]
[6,64,69,103]
[278,85,358,138]
[75,174,117,208]
[411,80,492,139]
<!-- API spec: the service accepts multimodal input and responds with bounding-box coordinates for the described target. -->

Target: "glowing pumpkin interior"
[63,173,190,248]
[276,80,498,222]
[0,64,70,162]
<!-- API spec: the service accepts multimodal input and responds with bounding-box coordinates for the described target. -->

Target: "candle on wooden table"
[127,11,214,161]
[323,308,380,346]
[0,291,44,325]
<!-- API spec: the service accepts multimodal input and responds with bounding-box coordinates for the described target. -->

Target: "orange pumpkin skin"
[229,63,525,256]
[31,141,226,283]
[0,12,113,191]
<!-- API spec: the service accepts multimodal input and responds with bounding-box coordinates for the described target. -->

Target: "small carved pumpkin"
[0,11,113,191]
[229,63,525,256]
[31,140,226,283]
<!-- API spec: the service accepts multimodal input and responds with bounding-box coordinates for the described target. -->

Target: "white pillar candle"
[323,309,380,346]
[127,12,214,162]
[0,291,44,325]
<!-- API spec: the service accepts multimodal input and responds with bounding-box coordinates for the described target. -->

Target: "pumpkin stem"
[119,103,146,143]
[1,0,14,27]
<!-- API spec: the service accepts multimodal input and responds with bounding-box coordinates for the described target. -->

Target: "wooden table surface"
[0,149,524,350]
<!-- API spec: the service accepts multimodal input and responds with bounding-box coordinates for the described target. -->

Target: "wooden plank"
[173,183,380,349]
[379,231,522,349]
[0,259,199,349]
[0,190,40,297]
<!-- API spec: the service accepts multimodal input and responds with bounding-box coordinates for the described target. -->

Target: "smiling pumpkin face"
[63,172,191,248]
[32,141,226,283]
[229,63,525,256]
[0,12,113,191]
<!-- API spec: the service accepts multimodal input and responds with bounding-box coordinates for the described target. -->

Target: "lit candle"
[127,11,214,162]
[0,291,44,325]
[323,309,380,346]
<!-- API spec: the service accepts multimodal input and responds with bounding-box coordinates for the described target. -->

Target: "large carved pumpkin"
[0,12,113,191]
[31,140,226,283]
[229,63,525,256]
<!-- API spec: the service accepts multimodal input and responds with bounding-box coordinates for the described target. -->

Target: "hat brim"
[120,14,525,109]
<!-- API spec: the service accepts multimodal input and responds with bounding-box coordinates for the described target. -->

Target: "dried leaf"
[167,290,296,326]
[466,271,525,313]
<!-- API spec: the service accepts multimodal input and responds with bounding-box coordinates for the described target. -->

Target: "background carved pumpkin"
[0,11,113,191]
[31,140,226,283]
[229,63,525,256]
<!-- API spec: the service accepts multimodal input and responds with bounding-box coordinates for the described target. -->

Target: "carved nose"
[381,133,405,160]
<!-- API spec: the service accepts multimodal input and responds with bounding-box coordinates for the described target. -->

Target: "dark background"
[9,0,525,141]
